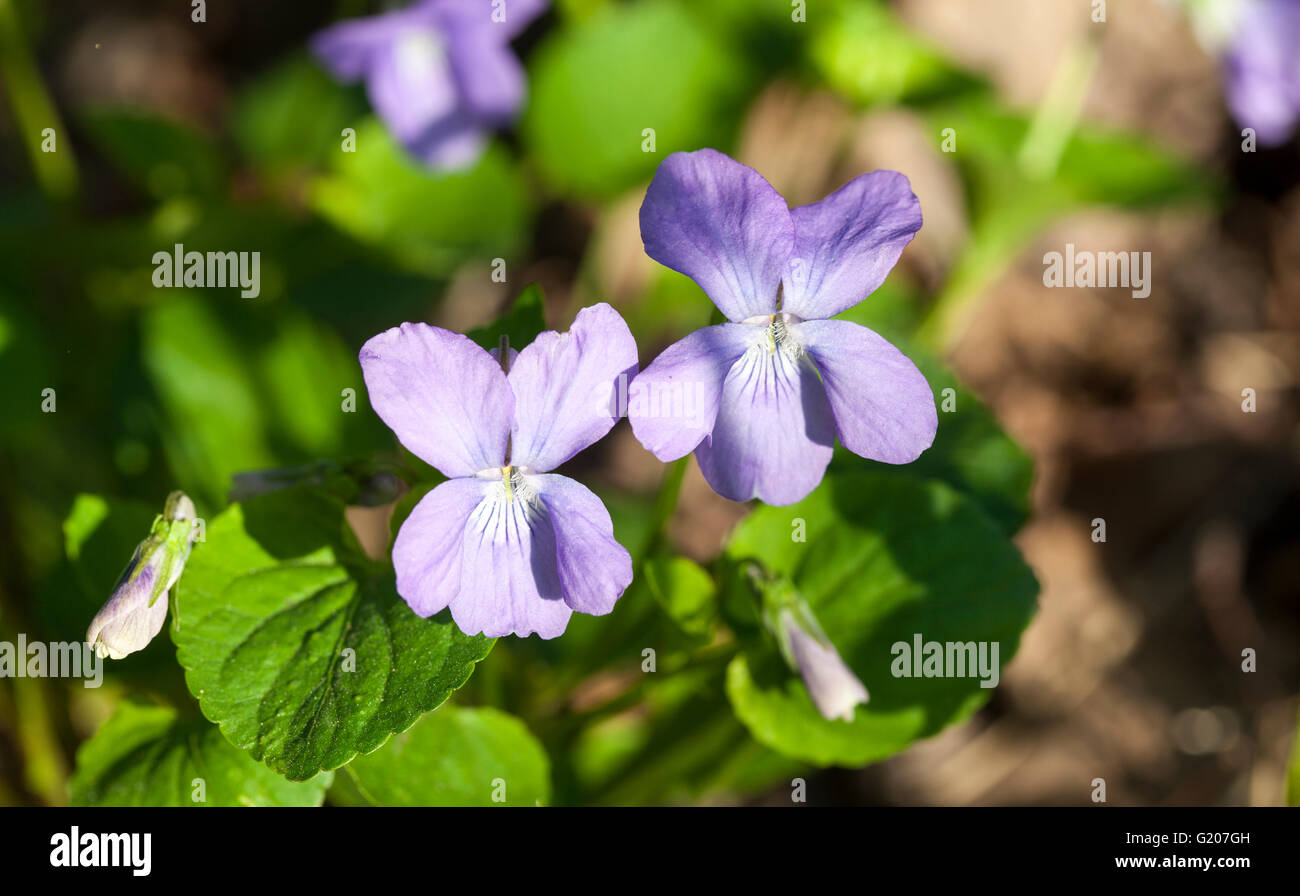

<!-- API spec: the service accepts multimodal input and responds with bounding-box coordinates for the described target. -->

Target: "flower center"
[477,465,537,505]
[741,312,805,361]
[394,28,446,81]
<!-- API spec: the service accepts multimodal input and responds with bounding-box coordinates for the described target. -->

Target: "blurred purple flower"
[359,304,637,639]
[628,149,936,506]
[312,0,547,169]
[1220,0,1300,146]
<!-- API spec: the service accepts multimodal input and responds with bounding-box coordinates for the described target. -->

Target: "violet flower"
[628,149,937,506]
[312,0,547,169]
[1219,0,1300,146]
[360,304,637,639]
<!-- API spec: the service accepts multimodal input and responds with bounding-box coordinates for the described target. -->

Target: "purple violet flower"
[628,149,937,506]
[312,0,547,169]
[360,303,637,639]
[1220,0,1300,146]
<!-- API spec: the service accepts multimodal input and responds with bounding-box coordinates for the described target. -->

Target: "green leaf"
[0,289,51,436]
[254,314,361,457]
[330,706,549,806]
[232,55,364,173]
[80,108,225,200]
[69,702,330,807]
[51,494,179,673]
[173,486,493,781]
[64,493,156,603]
[311,119,532,276]
[141,296,275,504]
[723,472,1038,766]
[465,282,548,352]
[524,0,752,199]
[810,0,980,107]
[643,556,716,638]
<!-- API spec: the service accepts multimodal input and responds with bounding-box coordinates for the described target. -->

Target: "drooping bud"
[85,491,199,660]
[755,571,869,722]
[778,610,870,722]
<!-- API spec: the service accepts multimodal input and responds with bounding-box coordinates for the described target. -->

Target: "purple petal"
[781,171,922,320]
[365,26,466,155]
[627,323,756,461]
[311,9,415,82]
[446,26,526,125]
[639,149,794,322]
[402,108,489,170]
[449,476,572,639]
[434,0,548,39]
[507,303,638,472]
[694,344,836,505]
[85,549,169,660]
[360,323,512,478]
[533,474,632,616]
[1223,0,1300,146]
[796,319,936,464]
[392,477,489,618]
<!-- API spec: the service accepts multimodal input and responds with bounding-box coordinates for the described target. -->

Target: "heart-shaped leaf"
[174,486,493,780]
[723,472,1038,766]
[69,702,331,807]
[330,706,549,807]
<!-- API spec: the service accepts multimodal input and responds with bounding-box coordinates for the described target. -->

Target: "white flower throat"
[742,312,805,362]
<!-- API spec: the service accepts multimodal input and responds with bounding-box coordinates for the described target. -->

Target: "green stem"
[637,456,687,565]
[0,0,78,199]
[1016,38,1099,182]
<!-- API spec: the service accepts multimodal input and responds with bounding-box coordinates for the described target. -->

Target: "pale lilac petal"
[446,27,527,124]
[449,478,572,639]
[1223,0,1300,146]
[85,550,169,660]
[392,478,489,618]
[639,149,794,322]
[627,323,757,461]
[507,303,638,472]
[360,323,512,478]
[403,108,489,169]
[434,0,548,39]
[532,474,631,616]
[783,612,869,722]
[781,171,922,320]
[365,27,466,155]
[796,319,936,464]
[310,11,415,82]
[694,344,836,506]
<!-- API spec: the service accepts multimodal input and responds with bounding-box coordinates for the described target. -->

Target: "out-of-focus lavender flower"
[628,149,936,506]
[359,304,637,639]
[1185,0,1300,146]
[312,0,547,169]
[86,492,199,660]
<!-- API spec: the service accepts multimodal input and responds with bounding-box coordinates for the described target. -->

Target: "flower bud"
[779,610,870,722]
[754,570,870,722]
[85,491,198,660]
